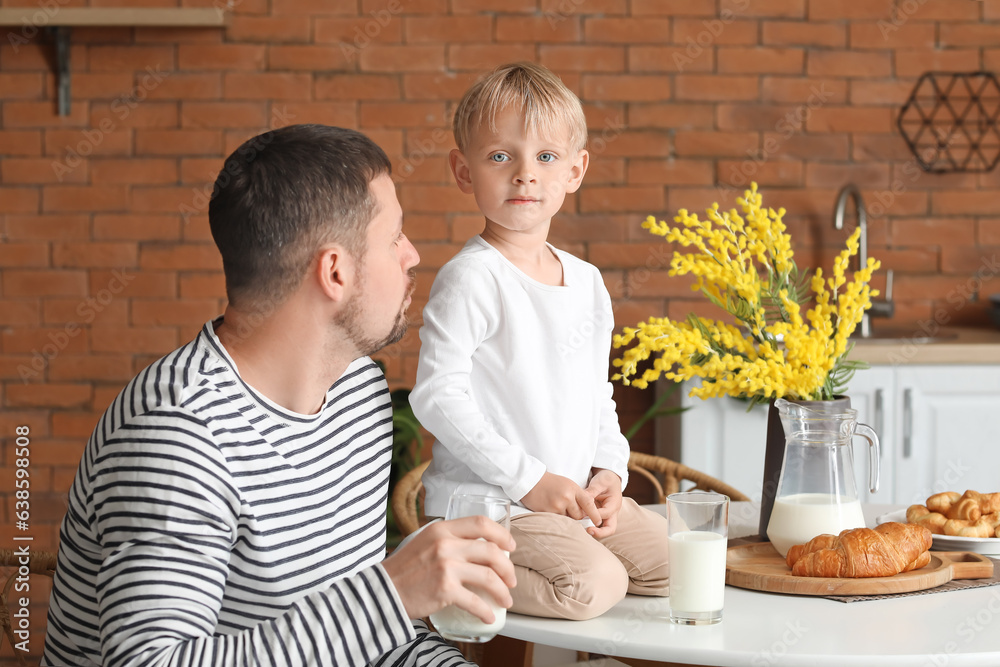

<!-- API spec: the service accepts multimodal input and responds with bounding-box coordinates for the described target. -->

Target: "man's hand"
[382,516,516,624]
[520,471,603,527]
[585,469,623,539]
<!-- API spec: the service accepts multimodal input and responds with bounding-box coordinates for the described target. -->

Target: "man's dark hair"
[208,124,392,311]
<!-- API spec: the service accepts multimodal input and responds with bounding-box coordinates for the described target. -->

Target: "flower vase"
[758,396,853,541]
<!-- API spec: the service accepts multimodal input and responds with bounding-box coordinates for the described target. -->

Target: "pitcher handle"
[855,423,880,494]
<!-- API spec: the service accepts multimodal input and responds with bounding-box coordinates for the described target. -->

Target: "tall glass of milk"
[428,494,511,643]
[667,491,729,625]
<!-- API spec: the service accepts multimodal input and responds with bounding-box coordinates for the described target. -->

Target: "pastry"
[786,533,838,568]
[946,496,982,522]
[963,490,1000,515]
[927,491,961,514]
[906,504,946,535]
[944,517,994,538]
[906,490,1000,538]
[787,522,932,578]
[982,512,1000,532]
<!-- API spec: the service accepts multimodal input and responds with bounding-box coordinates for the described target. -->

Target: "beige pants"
[508,498,670,620]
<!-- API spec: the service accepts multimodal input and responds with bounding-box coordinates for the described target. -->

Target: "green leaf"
[623,383,690,441]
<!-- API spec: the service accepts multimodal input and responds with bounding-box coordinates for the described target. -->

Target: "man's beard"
[337,269,415,358]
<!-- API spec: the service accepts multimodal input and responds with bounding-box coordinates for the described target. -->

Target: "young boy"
[410,62,670,621]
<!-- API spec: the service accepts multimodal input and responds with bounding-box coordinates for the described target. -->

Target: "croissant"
[946,497,982,522]
[962,490,1000,515]
[953,511,1000,537]
[945,517,995,538]
[785,533,838,568]
[906,504,946,534]
[924,490,1000,516]
[787,522,932,578]
[982,493,1000,514]
[927,491,961,514]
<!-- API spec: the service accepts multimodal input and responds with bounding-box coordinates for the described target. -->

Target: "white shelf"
[0,8,228,27]
[0,8,228,115]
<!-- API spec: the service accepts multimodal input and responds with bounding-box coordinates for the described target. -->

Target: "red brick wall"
[3,0,1000,639]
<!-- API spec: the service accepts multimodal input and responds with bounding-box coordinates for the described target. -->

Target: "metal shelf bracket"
[0,8,229,117]
[52,26,71,117]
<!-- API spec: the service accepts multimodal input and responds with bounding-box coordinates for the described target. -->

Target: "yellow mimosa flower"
[614,184,880,405]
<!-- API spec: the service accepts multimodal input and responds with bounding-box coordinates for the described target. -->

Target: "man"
[42,124,516,667]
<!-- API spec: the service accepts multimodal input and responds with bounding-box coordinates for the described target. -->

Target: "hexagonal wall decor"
[897,71,1000,173]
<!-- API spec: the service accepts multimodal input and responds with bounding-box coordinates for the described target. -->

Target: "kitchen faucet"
[833,184,893,338]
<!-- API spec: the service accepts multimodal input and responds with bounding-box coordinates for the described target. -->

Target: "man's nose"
[403,237,420,269]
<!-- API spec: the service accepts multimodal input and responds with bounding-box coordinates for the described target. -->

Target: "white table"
[499,503,1000,667]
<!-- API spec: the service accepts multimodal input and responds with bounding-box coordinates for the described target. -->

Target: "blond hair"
[452,62,588,153]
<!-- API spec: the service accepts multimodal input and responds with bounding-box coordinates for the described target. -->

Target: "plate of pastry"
[876,490,1000,556]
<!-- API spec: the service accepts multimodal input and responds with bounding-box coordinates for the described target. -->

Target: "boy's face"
[450,107,588,237]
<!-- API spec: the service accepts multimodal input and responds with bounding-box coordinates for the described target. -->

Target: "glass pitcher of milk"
[766,399,880,558]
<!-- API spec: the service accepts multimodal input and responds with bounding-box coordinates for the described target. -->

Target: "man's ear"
[315,245,355,304]
[449,148,474,194]
[565,149,590,194]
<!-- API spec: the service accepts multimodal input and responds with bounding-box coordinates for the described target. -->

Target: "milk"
[767,493,866,557]
[428,593,506,642]
[668,531,727,613]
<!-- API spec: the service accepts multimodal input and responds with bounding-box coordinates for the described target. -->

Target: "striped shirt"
[42,321,470,667]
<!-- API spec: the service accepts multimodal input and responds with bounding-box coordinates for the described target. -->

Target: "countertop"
[848,326,1000,364]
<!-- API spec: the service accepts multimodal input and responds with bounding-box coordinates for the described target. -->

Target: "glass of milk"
[428,493,511,643]
[667,491,729,625]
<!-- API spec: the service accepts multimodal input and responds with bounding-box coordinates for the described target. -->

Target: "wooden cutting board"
[726,542,994,596]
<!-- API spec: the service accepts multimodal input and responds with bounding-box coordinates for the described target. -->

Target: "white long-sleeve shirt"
[410,236,630,518]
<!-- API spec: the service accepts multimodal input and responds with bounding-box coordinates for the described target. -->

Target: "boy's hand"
[521,471,603,526]
[382,516,517,623]
[585,469,623,539]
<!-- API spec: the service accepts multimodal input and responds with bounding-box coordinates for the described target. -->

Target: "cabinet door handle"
[903,388,913,459]
[874,389,884,458]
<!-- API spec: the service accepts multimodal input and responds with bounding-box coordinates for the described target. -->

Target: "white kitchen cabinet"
[836,365,896,504]
[892,366,1000,505]
[678,387,768,502]
[680,364,1000,505]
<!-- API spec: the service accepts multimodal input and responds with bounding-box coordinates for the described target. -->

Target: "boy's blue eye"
[490,154,508,162]
[539,153,556,163]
